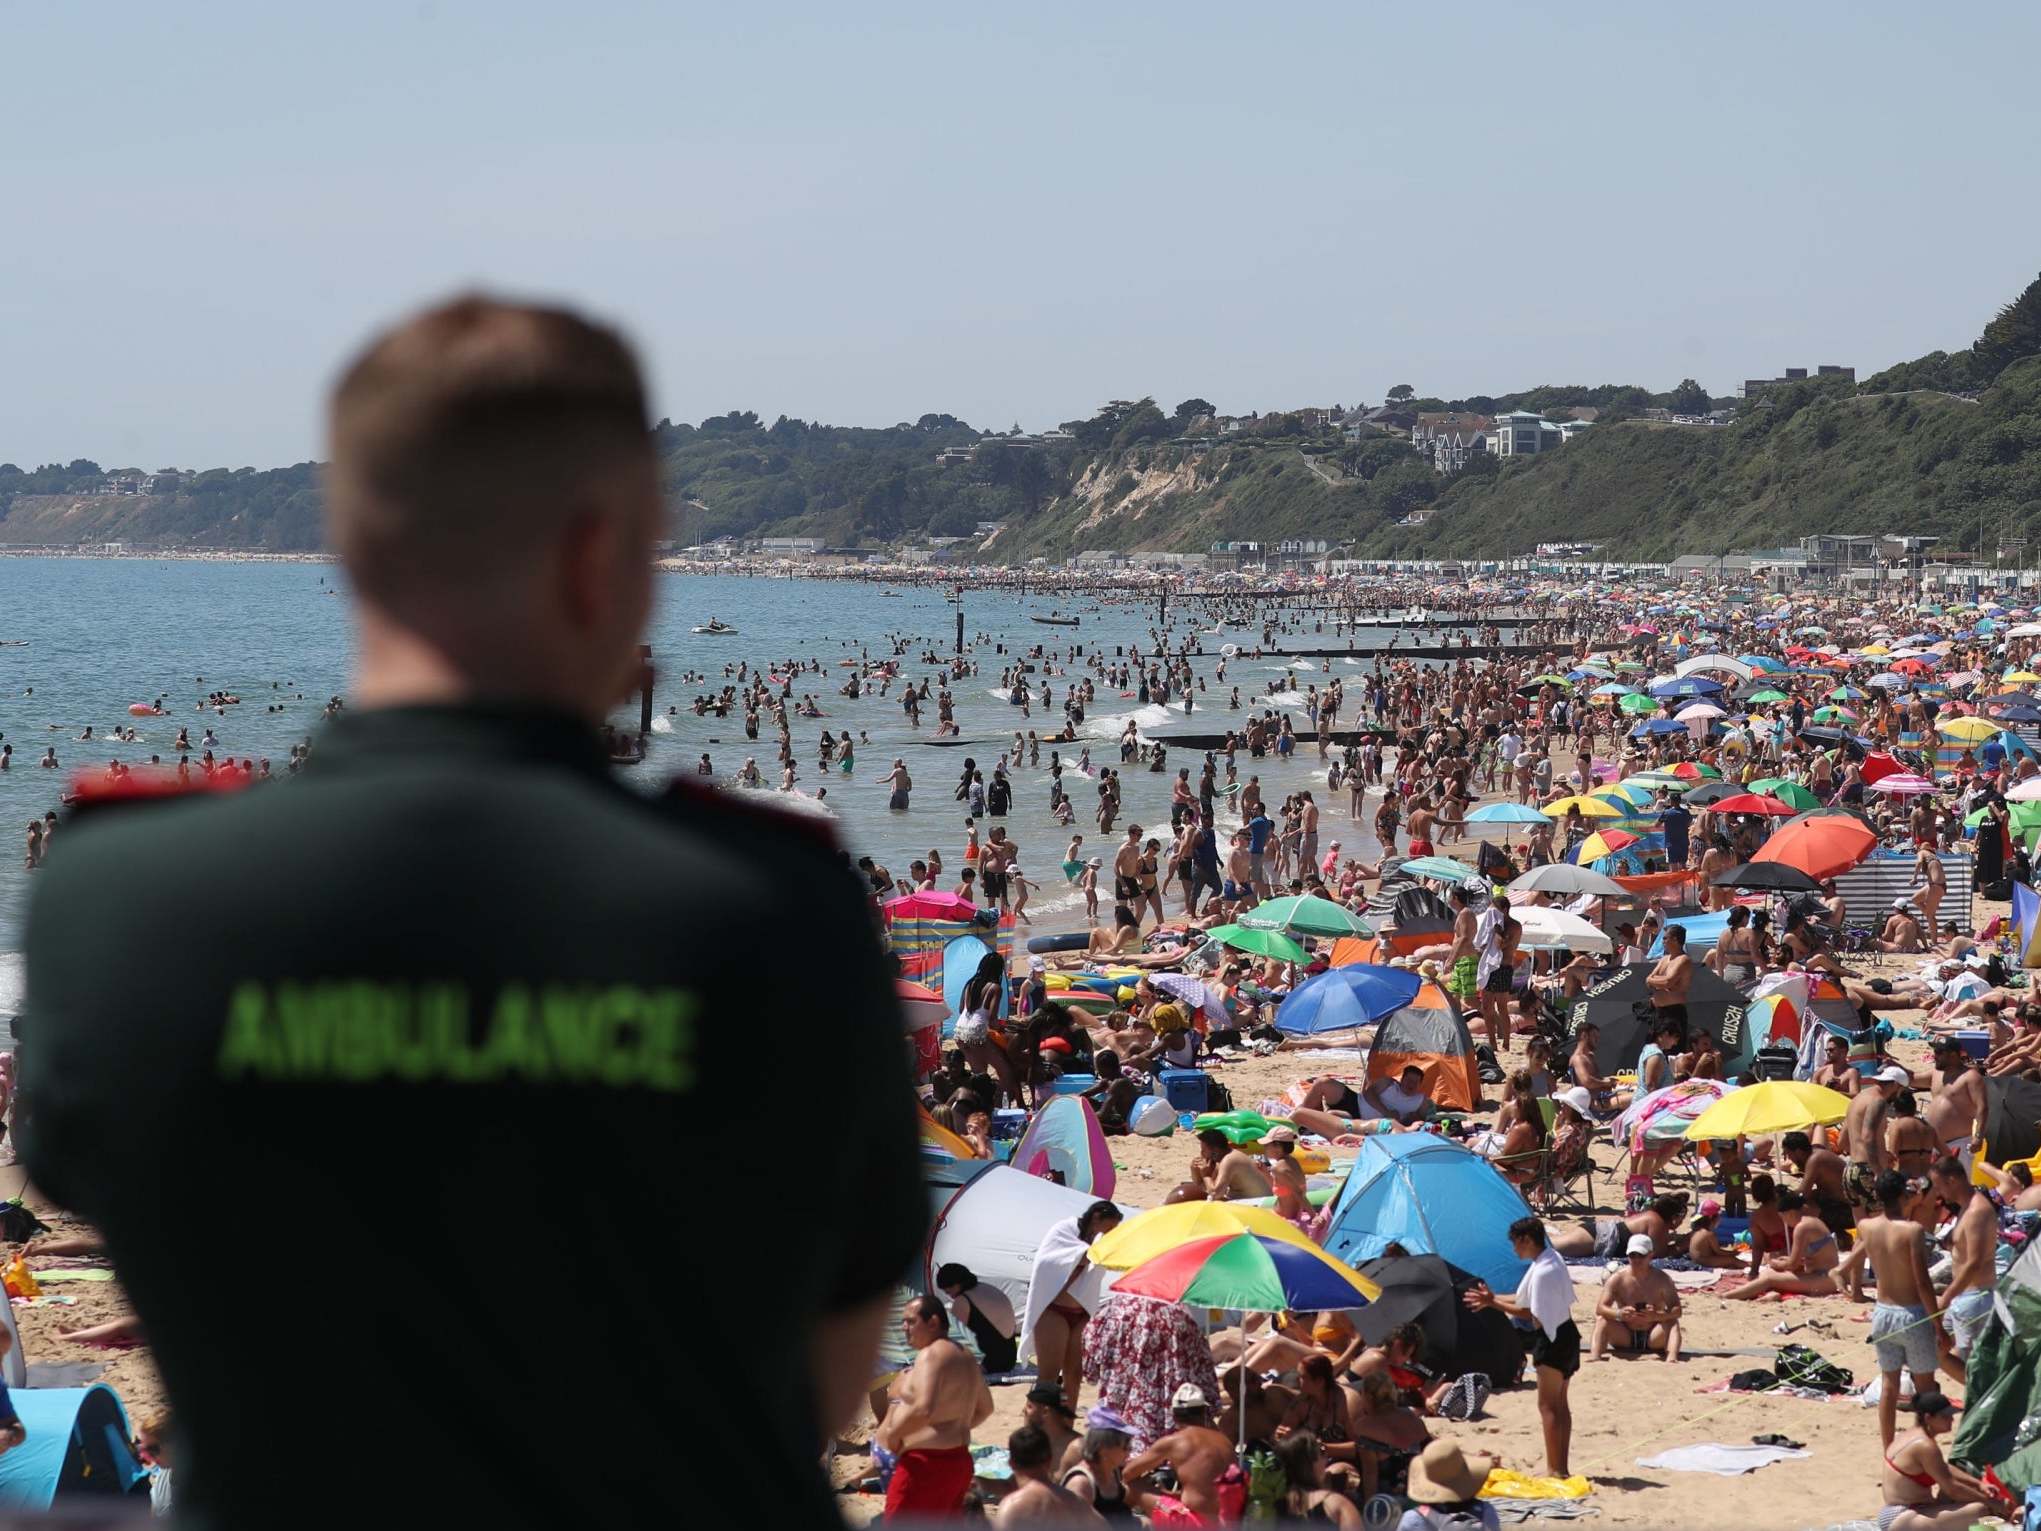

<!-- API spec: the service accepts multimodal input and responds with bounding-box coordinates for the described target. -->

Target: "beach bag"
[1433,1372,1492,1422]
[0,1201,46,1244]
[1774,1343,1852,1395]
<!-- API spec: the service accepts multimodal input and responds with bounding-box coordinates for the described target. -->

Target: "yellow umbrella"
[1935,715,1999,743]
[2006,670,2041,685]
[1542,795,1623,819]
[1681,1080,1851,1140]
[1087,1201,1322,1270]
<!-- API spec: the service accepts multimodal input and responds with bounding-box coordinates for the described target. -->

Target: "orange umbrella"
[1750,816,1877,879]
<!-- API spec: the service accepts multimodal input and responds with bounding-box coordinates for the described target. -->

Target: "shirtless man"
[1113,826,1144,918]
[1567,1022,1630,1115]
[1810,1034,1861,1098]
[1879,899,1924,954]
[1780,1130,1854,1244]
[1929,1157,1999,1388]
[1443,884,1480,1018]
[1180,1129,1273,1203]
[981,827,1016,916]
[878,1294,995,1519]
[1643,925,1693,1030]
[1922,1039,1989,1174]
[1844,1066,1911,1214]
[1123,1386,1244,1527]
[999,1424,1103,1525]
[1589,1236,1683,1363]
[1837,1170,1940,1447]
[878,758,913,811]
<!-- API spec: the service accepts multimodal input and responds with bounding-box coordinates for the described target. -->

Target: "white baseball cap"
[1876,1065,1912,1087]
[1625,1234,1655,1257]
[1172,1383,1209,1411]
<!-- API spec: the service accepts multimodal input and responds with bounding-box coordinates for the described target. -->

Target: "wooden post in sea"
[955,608,964,657]
[638,644,654,736]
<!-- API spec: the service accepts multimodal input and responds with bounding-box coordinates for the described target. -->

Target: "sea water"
[0,558,1452,1002]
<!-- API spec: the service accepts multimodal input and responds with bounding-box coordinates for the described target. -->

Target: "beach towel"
[1636,1442,1810,1475]
[1019,1215,1110,1368]
[1479,1470,1592,1500]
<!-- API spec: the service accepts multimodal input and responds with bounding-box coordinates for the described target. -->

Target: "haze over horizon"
[3,2,2038,469]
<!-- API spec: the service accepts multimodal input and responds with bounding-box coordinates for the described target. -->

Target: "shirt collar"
[309,702,612,776]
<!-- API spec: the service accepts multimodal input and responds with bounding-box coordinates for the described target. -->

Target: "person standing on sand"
[1838,1170,1940,1448]
[877,1295,994,1520]
[19,298,926,1531]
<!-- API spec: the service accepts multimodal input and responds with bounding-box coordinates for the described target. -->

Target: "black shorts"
[1114,875,1140,902]
[980,870,1007,899]
[1655,1003,1689,1028]
[1532,1319,1581,1377]
[1484,965,1515,995]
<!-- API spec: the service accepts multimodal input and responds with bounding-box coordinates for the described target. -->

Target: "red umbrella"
[883,890,980,921]
[1709,793,1797,816]
[1750,816,1877,879]
[896,979,949,1029]
[1860,752,1903,784]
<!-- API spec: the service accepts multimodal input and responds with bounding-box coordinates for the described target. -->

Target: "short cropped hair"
[328,295,653,600]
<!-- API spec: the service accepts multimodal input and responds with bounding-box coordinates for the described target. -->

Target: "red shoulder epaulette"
[659,774,842,852]
[62,766,252,816]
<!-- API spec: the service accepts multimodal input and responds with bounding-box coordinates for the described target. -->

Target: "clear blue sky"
[3,2,2038,468]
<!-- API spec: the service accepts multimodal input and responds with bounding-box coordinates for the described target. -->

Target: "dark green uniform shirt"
[20,705,925,1529]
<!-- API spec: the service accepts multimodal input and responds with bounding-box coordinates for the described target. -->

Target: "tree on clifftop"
[1974,272,2041,382]
[1668,378,1711,416]
[1386,384,1415,403]
[1174,397,1215,423]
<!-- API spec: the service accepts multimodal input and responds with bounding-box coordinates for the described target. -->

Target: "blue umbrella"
[1275,965,1424,1037]
[1320,1136,1531,1289]
[1632,718,1689,736]
[1399,854,1480,882]
[1465,803,1549,825]
[1649,675,1724,699]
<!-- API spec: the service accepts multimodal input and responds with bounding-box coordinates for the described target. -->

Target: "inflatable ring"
[1192,1109,1275,1144]
[1027,932,1089,954]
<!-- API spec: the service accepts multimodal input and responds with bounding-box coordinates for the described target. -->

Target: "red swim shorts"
[885,1445,975,1519]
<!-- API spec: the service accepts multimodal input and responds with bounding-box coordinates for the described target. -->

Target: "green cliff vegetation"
[4,272,2038,559]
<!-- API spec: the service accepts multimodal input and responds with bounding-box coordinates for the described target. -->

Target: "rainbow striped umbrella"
[1113,1232,1379,1313]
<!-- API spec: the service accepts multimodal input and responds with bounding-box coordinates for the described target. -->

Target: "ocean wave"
[1077,702,1177,740]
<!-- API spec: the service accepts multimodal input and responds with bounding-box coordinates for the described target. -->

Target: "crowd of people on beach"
[857,575,2041,1527]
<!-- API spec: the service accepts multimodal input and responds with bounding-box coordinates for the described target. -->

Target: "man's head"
[901,1293,948,1350]
[1170,1383,1210,1425]
[1399,1065,1425,1095]
[1874,1064,1911,1094]
[1506,1214,1547,1258]
[1929,1155,1973,1205]
[1663,924,1686,951]
[1024,1384,1074,1428]
[328,297,658,717]
[1625,1233,1655,1266]
[1007,1423,1054,1474]
[1197,1128,1231,1158]
[1780,1130,1812,1166]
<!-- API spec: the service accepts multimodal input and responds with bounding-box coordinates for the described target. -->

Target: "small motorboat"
[1031,614,1080,627]
[692,620,738,635]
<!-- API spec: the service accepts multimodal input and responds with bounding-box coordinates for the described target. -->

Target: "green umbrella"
[1747,689,1789,704]
[1617,693,1659,714]
[1238,894,1373,939]
[1749,778,1819,810]
[1206,924,1308,962]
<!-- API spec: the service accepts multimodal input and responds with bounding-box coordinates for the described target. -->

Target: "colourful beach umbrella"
[1617,693,1660,714]
[1466,802,1550,825]
[1572,829,1640,861]
[1670,762,1721,781]
[1400,854,1479,882]
[1088,1202,1325,1271]
[1746,689,1790,704]
[1869,773,1938,796]
[1748,779,1819,810]
[1113,1232,1380,1312]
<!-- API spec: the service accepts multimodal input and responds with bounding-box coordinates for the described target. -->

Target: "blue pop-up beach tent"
[1319,1135,1530,1291]
[0,1385,148,1511]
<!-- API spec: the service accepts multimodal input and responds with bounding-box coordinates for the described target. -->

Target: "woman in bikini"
[1277,1356,1358,1465]
[1878,1390,1997,1530]
[1271,1432,1363,1528]
[1342,1369,1431,1501]
[1719,1189,1842,1299]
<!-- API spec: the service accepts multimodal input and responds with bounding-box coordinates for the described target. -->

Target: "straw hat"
[1406,1440,1496,1505]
